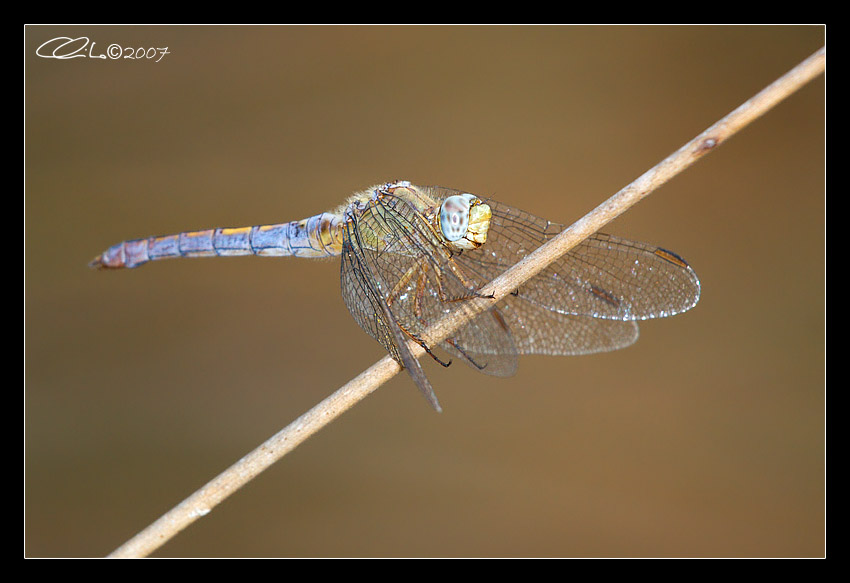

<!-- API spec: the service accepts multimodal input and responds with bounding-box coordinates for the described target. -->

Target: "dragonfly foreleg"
[433,256,497,303]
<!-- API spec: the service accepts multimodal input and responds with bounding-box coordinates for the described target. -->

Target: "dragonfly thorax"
[438,193,492,251]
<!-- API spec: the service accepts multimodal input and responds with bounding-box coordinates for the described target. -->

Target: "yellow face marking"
[465,201,492,247]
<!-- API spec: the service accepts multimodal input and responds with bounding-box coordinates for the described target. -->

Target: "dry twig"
[109,46,825,558]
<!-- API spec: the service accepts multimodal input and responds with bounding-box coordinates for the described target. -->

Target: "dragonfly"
[90,180,700,412]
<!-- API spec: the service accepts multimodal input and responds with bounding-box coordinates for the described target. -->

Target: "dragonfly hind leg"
[443,338,488,371]
[396,322,453,369]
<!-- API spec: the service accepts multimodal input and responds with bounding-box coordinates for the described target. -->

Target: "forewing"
[455,199,700,320]
[339,229,400,363]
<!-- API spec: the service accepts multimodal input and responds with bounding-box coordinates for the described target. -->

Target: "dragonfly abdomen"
[90,212,346,269]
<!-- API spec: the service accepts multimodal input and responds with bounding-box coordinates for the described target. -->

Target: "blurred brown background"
[24,26,824,557]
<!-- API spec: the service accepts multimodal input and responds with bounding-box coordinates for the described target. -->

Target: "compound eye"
[439,195,473,242]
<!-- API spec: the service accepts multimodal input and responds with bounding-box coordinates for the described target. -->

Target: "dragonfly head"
[439,193,492,250]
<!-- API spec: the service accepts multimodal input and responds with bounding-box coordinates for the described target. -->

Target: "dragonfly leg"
[398,324,452,368]
[444,338,488,371]
[424,346,452,368]
[380,259,453,368]
[387,259,425,307]
[431,257,497,303]
[413,268,428,320]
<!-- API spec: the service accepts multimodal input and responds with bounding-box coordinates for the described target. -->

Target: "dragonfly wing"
[457,199,701,321]
[497,293,640,355]
[340,225,443,411]
[447,199,699,356]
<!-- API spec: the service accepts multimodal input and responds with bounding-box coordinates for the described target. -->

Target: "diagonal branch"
[108,46,825,558]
